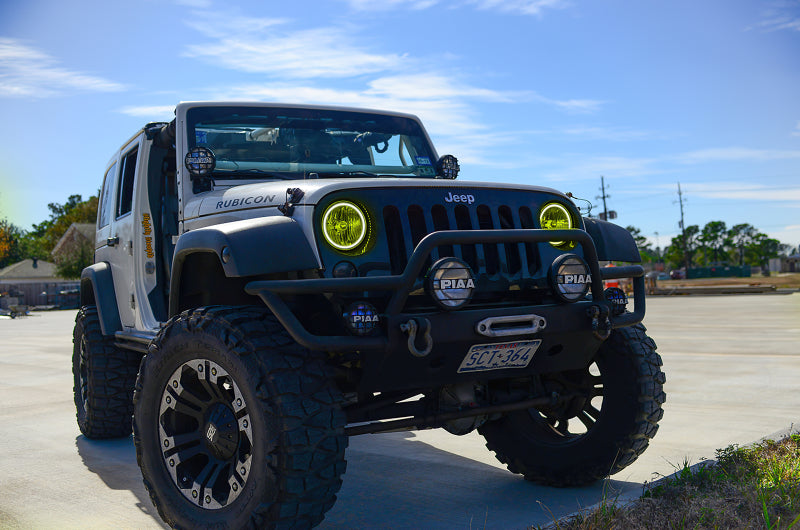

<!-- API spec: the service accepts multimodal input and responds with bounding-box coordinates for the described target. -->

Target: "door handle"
[107,236,120,247]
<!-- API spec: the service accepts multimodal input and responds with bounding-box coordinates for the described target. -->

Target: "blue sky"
[1,0,798,251]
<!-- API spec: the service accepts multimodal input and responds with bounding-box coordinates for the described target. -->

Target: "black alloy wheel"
[158,359,253,509]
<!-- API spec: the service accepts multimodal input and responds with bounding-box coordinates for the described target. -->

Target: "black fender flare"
[80,262,122,336]
[582,217,641,263]
[169,216,320,313]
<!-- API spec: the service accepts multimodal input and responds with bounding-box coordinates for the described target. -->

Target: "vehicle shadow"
[76,430,641,530]
[320,430,642,530]
[75,435,168,528]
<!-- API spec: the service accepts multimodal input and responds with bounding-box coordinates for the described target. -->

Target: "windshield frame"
[183,104,440,187]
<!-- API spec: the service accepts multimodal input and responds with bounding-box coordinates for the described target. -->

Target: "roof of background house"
[0,259,59,280]
[51,223,96,257]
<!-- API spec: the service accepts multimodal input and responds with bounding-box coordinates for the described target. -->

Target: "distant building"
[51,222,95,264]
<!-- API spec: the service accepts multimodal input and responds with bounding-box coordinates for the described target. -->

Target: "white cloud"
[0,38,125,98]
[341,0,569,15]
[562,125,652,141]
[118,105,176,118]
[754,2,800,32]
[465,0,570,16]
[677,147,800,164]
[681,182,800,202]
[792,121,800,137]
[541,155,663,182]
[183,19,404,79]
[344,0,440,10]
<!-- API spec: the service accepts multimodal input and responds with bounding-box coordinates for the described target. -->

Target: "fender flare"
[169,216,320,313]
[582,217,641,263]
[80,262,122,336]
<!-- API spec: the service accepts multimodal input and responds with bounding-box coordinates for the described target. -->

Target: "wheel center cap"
[204,403,239,460]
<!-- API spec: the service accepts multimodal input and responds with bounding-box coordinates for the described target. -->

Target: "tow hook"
[587,305,612,340]
[400,317,433,357]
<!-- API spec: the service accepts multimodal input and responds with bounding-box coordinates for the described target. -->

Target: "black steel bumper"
[245,228,645,352]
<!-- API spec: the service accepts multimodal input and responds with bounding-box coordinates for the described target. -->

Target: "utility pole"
[597,176,610,220]
[676,182,689,271]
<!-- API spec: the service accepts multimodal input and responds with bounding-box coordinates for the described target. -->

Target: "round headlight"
[321,201,368,252]
[539,202,574,247]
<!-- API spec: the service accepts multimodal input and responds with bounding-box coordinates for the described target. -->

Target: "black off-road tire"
[72,306,142,439]
[133,306,347,529]
[478,323,666,486]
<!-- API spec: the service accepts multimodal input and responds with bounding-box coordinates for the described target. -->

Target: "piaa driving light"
[343,302,379,336]
[550,254,592,302]
[539,202,574,247]
[321,201,368,252]
[426,258,475,310]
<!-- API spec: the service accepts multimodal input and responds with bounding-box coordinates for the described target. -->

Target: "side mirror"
[435,155,459,180]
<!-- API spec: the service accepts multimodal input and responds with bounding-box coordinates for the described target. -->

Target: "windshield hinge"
[278,188,305,217]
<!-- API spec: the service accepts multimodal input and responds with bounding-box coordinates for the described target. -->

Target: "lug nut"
[192,490,197,498]
[164,439,170,447]
[166,396,172,404]
[172,380,178,388]
[169,459,175,467]
[205,495,211,503]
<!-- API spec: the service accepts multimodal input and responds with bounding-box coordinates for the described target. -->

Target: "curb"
[548,421,800,528]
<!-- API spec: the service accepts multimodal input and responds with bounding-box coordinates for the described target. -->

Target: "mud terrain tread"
[133,306,347,529]
[72,306,141,439]
[480,323,666,487]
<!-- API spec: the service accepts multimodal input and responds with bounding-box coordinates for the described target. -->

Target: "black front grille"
[383,203,540,281]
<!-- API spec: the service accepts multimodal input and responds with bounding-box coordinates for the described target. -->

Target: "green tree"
[21,194,98,261]
[728,223,757,266]
[625,225,655,262]
[698,221,730,265]
[53,238,94,279]
[0,219,25,268]
[664,224,700,270]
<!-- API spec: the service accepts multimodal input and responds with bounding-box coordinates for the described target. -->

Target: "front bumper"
[245,229,645,391]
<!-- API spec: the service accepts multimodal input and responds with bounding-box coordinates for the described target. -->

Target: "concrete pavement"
[0,293,798,528]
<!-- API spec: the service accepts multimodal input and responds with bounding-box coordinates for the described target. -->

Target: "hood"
[185,178,567,220]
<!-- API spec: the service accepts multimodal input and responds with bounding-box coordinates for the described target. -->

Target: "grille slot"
[382,203,539,280]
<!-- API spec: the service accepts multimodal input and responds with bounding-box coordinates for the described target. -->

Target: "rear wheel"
[134,306,347,529]
[72,306,141,439]
[479,323,666,486]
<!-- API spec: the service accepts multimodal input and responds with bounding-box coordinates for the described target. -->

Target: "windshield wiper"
[313,171,384,178]
[213,169,294,180]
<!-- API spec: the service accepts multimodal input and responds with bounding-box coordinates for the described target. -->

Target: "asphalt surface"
[0,293,798,529]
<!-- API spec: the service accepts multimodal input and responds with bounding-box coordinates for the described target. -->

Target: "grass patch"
[548,434,800,529]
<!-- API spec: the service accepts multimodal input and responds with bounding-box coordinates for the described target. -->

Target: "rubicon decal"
[215,194,277,209]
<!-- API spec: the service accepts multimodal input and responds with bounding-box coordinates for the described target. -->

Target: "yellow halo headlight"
[321,201,369,252]
[539,202,574,247]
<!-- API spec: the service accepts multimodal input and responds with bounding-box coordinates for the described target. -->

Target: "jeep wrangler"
[73,102,665,529]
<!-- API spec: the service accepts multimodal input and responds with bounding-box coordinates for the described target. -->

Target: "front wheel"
[133,306,347,529]
[479,323,666,486]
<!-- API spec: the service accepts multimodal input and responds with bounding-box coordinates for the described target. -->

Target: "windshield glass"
[186,106,438,179]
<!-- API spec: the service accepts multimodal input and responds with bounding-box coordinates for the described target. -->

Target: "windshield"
[186,106,438,180]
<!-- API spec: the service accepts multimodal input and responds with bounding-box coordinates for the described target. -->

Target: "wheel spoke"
[585,404,601,420]
[577,410,595,430]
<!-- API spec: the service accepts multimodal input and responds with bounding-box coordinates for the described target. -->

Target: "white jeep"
[73,102,665,529]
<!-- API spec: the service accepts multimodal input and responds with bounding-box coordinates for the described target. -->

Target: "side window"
[116,147,138,218]
[97,162,117,228]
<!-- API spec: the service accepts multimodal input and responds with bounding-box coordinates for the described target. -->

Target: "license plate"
[457,340,542,373]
